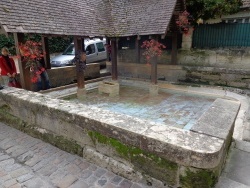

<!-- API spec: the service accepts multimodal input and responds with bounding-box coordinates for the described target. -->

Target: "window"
[96,42,105,52]
[63,44,75,55]
[86,44,95,54]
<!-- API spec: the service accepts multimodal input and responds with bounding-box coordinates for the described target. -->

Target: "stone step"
[215,176,249,188]
[235,140,250,153]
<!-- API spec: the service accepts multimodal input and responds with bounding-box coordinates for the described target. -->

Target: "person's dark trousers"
[37,71,51,91]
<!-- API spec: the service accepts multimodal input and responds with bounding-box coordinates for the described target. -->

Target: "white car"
[51,38,107,67]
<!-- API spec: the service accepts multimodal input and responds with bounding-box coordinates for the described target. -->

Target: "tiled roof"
[104,0,177,37]
[242,0,250,8]
[0,0,178,37]
[0,0,106,37]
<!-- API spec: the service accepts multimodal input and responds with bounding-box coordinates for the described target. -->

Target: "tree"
[186,0,242,22]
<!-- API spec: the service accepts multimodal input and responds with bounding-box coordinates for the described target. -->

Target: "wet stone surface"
[69,85,215,129]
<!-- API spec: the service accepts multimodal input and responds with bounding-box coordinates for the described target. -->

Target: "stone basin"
[0,79,245,188]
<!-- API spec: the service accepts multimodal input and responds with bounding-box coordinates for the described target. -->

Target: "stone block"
[215,176,249,188]
[77,88,86,100]
[243,129,250,142]
[98,80,120,97]
[202,74,221,81]
[47,63,100,88]
[228,82,247,88]
[191,98,240,140]
[221,74,240,82]
[149,84,158,96]
[55,174,78,188]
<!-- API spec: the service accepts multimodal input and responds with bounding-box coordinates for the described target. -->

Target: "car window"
[63,44,75,55]
[96,42,105,52]
[86,44,96,54]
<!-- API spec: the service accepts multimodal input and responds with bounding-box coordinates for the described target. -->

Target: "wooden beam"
[13,33,31,90]
[151,57,157,84]
[41,36,51,69]
[74,36,85,89]
[106,38,111,62]
[171,33,178,65]
[111,38,118,80]
[151,36,158,84]
[135,38,141,64]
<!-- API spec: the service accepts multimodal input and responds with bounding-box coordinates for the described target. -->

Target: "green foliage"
[0,34,72,55]
[48,37,72,54]
[187,0,242,22]
[0,34,15,55]
[27,34,72,53]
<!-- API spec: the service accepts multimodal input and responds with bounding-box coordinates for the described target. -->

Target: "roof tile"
[0,0,178,37]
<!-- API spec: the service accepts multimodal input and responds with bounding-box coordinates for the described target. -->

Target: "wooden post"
[135,37,141,63]
[41,36,51,69]
[151,36,158,85]
[74,36,84,89]
[111,38,118,80]
[106,38,111,62]
[13,33,31,90]
[171,33,178,65]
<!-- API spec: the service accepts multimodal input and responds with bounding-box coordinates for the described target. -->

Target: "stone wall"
[118,49,172,65]
[178,48,250,69]
[107,62,250,89]
[46,63,100,87]
[107,62,186,82]
[183,66,250,89]
[0,83,242,188]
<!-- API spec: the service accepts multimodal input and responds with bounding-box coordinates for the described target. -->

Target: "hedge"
[0,34,72,55]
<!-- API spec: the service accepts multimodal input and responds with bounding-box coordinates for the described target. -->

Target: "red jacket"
[0,56,17,76]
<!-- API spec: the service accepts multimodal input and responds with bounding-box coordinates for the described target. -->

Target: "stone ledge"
[0,87,228,169]
[191,98,240,140]
[0,83,244,187]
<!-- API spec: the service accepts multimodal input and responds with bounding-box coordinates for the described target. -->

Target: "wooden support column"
[111,38,118,81]
[151,36,158,85]
[106,38,111,62]
[74,36,84,89]
[41,36,51,69]
[135,37,141,63]
[171,33,178,65]
[14,33,31,90]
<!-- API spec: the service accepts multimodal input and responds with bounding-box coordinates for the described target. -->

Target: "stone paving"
[68,85,215,129]
[215,141,250,188]
[0,122,146,188]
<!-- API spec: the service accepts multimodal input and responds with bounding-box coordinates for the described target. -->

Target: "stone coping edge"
[0,84,242,169]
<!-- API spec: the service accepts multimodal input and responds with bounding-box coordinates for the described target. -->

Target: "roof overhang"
[0,25,8,36]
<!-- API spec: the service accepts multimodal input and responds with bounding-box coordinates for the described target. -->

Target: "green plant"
[186,0,242,22]
[0,34,15,55]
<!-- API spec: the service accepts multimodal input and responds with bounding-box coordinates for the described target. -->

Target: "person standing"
[36,57,51,91]
[0,47,17,87]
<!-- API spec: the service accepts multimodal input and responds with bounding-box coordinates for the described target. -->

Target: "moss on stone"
[88,131,178,185]
[62,94,77,100]
[180,168,217,188]
[0,104,83,156]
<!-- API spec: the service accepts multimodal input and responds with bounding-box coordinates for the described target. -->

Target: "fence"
[192,23,250,48]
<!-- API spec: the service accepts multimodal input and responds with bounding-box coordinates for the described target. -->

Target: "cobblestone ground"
[0,123,146,188]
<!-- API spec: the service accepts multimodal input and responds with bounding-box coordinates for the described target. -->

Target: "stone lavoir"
[0,80,245,187]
